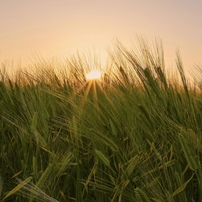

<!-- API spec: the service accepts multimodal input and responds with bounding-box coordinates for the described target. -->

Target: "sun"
[86,69,101,80]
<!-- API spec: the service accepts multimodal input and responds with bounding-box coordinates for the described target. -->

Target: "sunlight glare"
[86,69,101,80]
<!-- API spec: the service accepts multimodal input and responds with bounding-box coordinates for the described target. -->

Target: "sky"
[0,0,202,71]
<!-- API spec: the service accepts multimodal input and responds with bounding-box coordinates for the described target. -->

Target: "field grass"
[1,40,202,201]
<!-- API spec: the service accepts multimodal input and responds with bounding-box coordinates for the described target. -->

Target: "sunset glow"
[0,1,201,69]
[86,69,101,80]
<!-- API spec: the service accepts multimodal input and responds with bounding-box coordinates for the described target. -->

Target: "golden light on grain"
[86,69,101,80]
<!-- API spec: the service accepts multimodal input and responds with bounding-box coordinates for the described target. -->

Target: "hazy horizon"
[0,0,202,70]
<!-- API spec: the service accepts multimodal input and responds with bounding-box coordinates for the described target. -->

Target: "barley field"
[1,40,202,201]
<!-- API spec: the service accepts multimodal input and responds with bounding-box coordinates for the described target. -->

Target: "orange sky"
[0,0,202,71]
